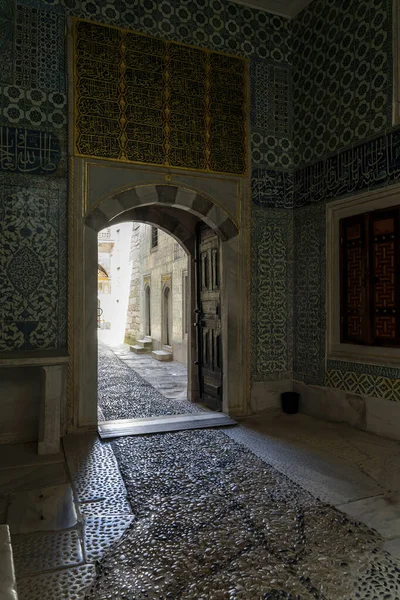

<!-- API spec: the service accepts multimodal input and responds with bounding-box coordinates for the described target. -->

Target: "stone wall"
[125,225,189,365]
[0,0,399,427]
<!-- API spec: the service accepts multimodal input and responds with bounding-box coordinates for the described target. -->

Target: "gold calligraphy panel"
[74,19,247,175]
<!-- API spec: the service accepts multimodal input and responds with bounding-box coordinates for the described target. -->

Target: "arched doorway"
[69,158,250,429]
[144,285,151,337]
[162,285,171,346]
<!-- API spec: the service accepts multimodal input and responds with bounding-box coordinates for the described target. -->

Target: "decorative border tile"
[293,129,400,208]
[326,368,400,403]
[251,58,292,137]
[327,360,400,381]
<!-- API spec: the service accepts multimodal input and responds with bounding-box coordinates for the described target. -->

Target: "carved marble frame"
[68,158,251,431]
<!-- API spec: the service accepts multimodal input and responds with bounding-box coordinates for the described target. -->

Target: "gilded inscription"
[74,19,247,175]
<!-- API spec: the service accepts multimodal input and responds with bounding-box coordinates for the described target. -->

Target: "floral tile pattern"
[0,175,67,350]
[293,203,325,386]
[251,207,293,382]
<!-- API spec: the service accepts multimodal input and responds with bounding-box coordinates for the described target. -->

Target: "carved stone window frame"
[327,183,400,367]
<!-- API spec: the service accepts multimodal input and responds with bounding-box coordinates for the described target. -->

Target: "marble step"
[136,339,152,349]
[0,525,18,600]
[152,350,172,361]
[98,412,237,439]
[130,345,150,354]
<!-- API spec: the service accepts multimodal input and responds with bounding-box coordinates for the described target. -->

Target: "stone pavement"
[3,343,400,599]
[112,342,189,403]
[86,426,400,600]
[89,344,400,599]
[98,341,201,421]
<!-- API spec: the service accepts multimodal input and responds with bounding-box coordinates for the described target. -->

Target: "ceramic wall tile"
[293,203,326,386]
[326,367,400,403]
[251,207,293,382]
[0,0,15,85]
[252,168,293,208]
[292,0,392,169]
[293,129,400,208]
[15,4,66,93]
[0,0,396,412]
[0,174,67,350]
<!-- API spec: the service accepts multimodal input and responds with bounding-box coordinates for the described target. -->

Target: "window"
[340,206,400,347]
[151,227,158,249]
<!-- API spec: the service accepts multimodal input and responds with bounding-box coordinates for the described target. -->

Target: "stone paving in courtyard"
[98,341,202,421]
[86,343,400,600]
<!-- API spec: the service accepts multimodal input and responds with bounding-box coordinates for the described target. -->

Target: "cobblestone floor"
[85,344,400,600]
[98,341,201,421]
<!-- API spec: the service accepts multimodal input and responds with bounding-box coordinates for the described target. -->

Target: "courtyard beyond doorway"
[97,335,197,423]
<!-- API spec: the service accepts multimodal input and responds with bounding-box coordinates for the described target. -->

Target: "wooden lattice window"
[340,206,400,346]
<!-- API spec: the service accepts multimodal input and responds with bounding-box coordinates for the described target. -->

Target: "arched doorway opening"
[144,285,151,337]
[70,161,250,429]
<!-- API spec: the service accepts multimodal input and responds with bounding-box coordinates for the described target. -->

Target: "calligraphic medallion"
[73,19,247,176]
[0,126,61,174]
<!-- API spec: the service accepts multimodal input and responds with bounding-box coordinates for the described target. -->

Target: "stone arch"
[85,184,239,243]
[71,167,249,431]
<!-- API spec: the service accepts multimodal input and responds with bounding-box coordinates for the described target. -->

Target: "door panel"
[197,225,222,411]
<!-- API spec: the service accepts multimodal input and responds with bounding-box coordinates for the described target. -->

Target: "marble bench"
[0,351,69,455]
[0,525,18,599]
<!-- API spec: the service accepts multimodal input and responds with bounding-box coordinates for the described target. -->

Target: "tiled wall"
[0,0,293,383]
[292,0,393,168]
[251,207,293,382]
[1,0,399,400]
[292,0,400,400]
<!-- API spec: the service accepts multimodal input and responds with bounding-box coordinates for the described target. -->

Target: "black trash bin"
[281,391,299,414]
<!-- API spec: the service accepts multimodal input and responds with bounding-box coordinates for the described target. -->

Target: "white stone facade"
[125,224,189,365]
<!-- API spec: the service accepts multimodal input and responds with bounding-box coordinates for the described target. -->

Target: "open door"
[196,224,222,411]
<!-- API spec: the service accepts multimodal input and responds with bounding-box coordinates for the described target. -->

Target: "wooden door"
[196,225,222,411]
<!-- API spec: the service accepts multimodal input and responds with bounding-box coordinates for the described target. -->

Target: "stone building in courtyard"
[125,225,189,365]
